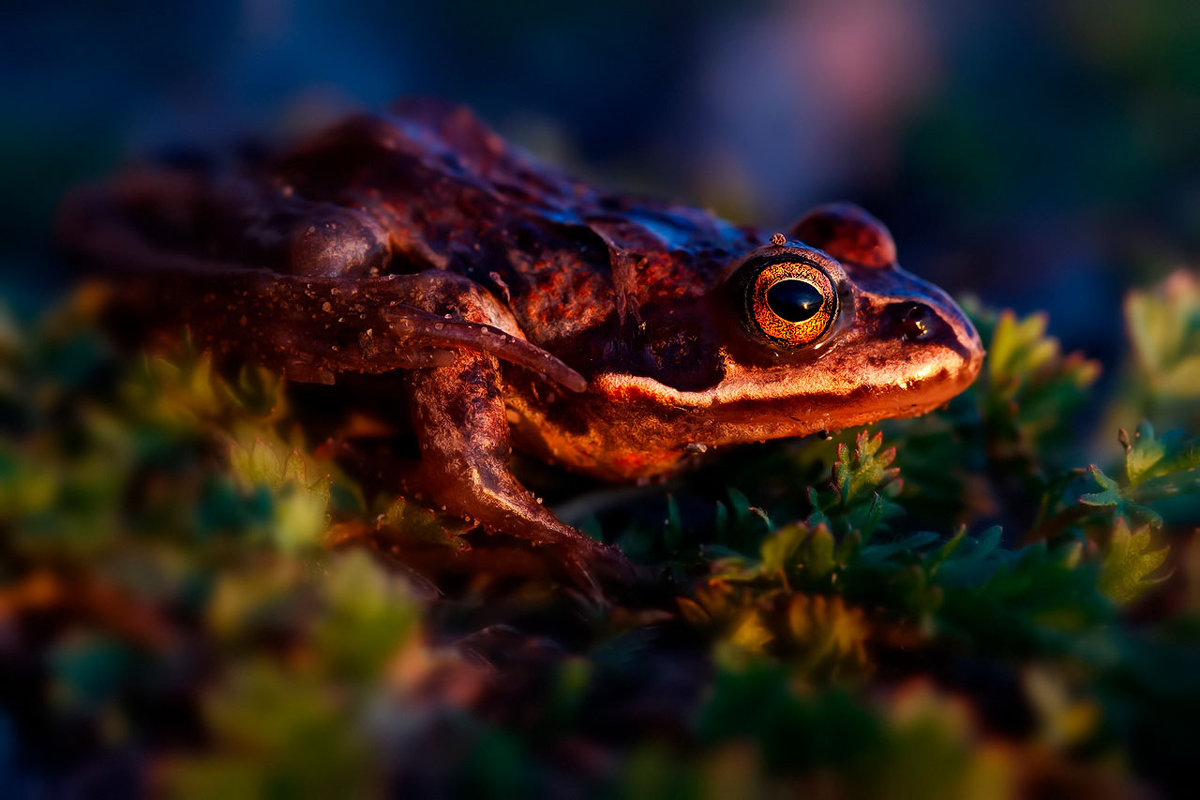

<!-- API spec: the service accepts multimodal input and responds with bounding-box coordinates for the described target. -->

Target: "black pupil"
[766,279,823,322]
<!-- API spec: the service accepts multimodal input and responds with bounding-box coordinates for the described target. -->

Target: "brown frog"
[59,97,983,590]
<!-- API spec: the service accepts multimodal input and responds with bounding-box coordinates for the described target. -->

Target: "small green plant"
[1,272,1198,798]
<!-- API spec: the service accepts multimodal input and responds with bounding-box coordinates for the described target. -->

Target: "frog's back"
[268,99,760,356]
[62,98,760,368]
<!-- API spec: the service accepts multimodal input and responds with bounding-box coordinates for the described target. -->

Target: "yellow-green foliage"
[1,273,1199,798]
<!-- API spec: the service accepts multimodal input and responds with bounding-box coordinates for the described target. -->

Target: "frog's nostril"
[897,303,937,342]
[888,300,984,373]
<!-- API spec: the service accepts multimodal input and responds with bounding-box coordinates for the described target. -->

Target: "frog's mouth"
[589,306,983,446]
[593,352,978,437]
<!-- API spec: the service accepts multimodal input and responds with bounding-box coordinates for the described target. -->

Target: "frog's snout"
[883,296,985,382]
[942,300,986,378]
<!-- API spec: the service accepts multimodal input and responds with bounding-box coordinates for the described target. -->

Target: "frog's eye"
[747,261,838,346]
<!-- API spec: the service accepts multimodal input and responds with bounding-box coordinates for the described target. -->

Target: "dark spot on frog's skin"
[455,363,487,387]
[514,223,541,252]
[539,388,593,437]
[669,249,694,267]
[865,354,889,369]
[494,182,538,204]
[648,333,725,392]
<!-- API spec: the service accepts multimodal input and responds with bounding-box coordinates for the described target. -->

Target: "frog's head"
[586,204,983,474]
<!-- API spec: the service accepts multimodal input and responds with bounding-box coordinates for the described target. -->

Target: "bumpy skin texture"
[59,98,984,590]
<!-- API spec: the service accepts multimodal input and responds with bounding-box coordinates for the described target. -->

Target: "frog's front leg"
[401,347,629,594]
[395,276,634,595]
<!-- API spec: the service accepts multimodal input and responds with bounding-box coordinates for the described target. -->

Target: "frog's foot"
[401,461,639,600]
[401,331,636,598]
[323,434,645,598]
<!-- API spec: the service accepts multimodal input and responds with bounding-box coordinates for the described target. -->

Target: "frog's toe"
[379,304,587,391]
[557,537,656,598]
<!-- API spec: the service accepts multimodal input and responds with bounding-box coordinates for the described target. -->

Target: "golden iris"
[748,261,837,345]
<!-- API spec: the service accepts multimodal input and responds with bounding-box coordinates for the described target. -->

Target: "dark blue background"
[4,0,1197,361]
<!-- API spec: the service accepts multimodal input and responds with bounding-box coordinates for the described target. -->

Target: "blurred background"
[3,3,1200,796]
[3,0,1197,364]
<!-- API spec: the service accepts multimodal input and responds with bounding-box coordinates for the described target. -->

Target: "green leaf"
[1119,423,1200,502]
[314,550,422,679]
[729,611,775,653]
[1125,270,1200,399]
[857,531,942,564]
[664,494,683,552]
[1098,518,1170,604]
[50,635,139,711]
[1122,421,1169,486]
[932,527,1005,589]
[1080,465,1165,528]
[759,524,808,577]
[971,305,1101,474]
[835,430,901,507]
[808,428,903,538]
[379,496,472,550]
[805,524,837,580]
[1079,466,1122,508]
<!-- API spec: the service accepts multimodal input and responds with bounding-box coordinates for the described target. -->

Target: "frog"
[59,97,984,592]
